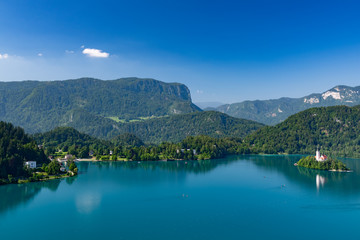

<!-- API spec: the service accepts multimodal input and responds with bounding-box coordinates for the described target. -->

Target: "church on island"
[315,149,327,162]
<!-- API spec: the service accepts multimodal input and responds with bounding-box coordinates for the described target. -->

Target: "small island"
[295,149,350,171]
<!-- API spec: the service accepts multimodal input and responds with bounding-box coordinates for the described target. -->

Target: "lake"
[1,155,360,240]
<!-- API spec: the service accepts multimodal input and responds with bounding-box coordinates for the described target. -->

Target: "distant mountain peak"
[216,84,360,125]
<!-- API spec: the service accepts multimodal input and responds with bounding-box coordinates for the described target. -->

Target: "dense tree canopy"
[107,111,264,143]
[33,126,111,156]
[0,122,49,179]
[297,156,349,171]
[244,105,360,158]
[32,126,246,161]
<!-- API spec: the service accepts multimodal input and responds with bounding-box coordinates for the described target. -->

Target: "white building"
[25,161,37,169]
[315,149,327,162]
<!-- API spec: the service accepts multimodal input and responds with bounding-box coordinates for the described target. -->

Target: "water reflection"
[81,157,241,174]
[76,158,242,188]
[80,156,360,197]
[65,176,77,185]
[0,179,62,215]
[316,174,326,191]
[1,155,359,218]
[244,154,359,196]
[75,192,102,214]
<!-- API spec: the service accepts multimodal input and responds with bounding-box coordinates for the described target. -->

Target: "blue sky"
[0,0,360,103]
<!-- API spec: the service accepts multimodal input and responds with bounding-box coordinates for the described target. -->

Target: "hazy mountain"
[244,105,360,158]
[194,101,225,110]
[215,85,360,125]
[0,77,201,134]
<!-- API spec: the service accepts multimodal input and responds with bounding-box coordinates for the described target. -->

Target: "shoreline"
[295,165,352,172]
[76,153,360,163]
[328,169,353,172]
[1,170,77,186]
[76,158,130,162]
[75,157,200,162]
[76,158,206,162]
[295,155,351,172]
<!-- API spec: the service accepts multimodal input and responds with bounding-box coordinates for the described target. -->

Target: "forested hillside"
[244,105,360,157]
[35,111,263,144]
[0,77,200,134]
[0,122,48,180]
[110,111,264,143]
[0,78,264,142]
[33,127,145,156]
[33,126,248,161]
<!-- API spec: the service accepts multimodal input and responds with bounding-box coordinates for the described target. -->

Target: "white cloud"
[65,50,74,54]
[38,53,43,57]
[0,53,9,59]
[196,89,204,94]
[81,45,85,49]
[82,48,109,58]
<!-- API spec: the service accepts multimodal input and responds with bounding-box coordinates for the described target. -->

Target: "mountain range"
[0,77,263,142]
[1,77,360,146]
[0,77,200,134]
[34,105,360,158]
[214,85,360,125]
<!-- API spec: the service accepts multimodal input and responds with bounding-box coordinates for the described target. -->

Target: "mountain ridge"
[215,85,360,125]
[65,110,264,143]
[0,77,201,134]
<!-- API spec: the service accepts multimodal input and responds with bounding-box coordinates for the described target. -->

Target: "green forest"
[296,156,349,171]
[0,122,49,183]
[33,126,247,161]
[244,105,360,158]
[107,111,264,143]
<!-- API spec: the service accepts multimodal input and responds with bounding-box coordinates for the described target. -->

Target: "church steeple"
[316,148,321,161]
[315,147,327,161]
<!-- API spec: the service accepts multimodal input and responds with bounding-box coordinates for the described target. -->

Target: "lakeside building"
[25,161,37,169]
[315,149,327,162]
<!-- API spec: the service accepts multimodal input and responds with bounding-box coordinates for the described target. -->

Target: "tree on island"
[296,156,349,171]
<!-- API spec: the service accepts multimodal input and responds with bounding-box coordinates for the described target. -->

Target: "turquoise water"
[1,155,360,240]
